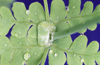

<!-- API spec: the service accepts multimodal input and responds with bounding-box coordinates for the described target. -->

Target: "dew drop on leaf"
[5,44,7,47]
[35,12,37,15]
[15,33,18,37]
[54,53,58,57]
[81,58,84,63]
[24,53,31,60]
[73,6,76,8]
[49,50,54,54]
[34,52,36,55]
[19,32,21,34]
[19,42,22,44]
[22,61,27,65]
[26,10,30,15]
[74,54,76,56]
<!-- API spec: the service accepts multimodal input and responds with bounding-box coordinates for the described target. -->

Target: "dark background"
[8,0,100,65]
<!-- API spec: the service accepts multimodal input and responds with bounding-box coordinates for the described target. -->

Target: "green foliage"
[0,0,100,65]
[0,0,14,8]
[67,35,100,65]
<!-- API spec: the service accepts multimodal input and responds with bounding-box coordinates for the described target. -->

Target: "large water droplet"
[5,44,7,47]
[81,59,84,63]
[54,53,58,57]
[26,10,30,15]
[24,53,31,60]
[49,50,53,54]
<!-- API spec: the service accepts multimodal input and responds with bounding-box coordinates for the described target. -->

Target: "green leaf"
[53,36,72,50]
[69,35,87,54]
[67,1,97,33]
[67,53,82,65]
[50,0,66,23]
[53,15,100,40]
[66,35,100,65]
[83,41,99,54]
[0,36,44,65]
[56,22,70,31]
[10,36,29,47]
[0,7,15,35]
[11,23,31,38]
[49,48,66,65]
[82,56,95,65]
[29,2,46,23]
[54,1,100,39]
[67,0,81,17]
[94,52,100,65]
[0,0,14,8]
[54,21,72,50]
[27,46,44,65]
[80,1,97,31]
[12,2,29,21]
[53,1,100,40]
[28,25,37,45]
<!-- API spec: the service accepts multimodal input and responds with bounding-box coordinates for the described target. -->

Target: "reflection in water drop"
[26,10,30,15]
[15,33,18,37]
[22,61,27,65]
[24,53,31,60]
[19,42,22,44]
[54,53,58,57]
[81,58,84,63]
[5,44,7,47]
[74,54,76,56]
[35,12,37,15]
[49,50,53,54]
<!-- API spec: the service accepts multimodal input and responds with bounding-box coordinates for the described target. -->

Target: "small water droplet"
[15,33,18,37]
[19,32,21,34]
[35,12,37,15]
[22,61,27,65]
[19,42,22,44]
[49,50,53,54]
[81,59,84,63]
[34,53,36,55]
[24,53,31,60]
[26,10,30,15]
[73,6,76,8]
[74,54,76,56]
[5,44,7,47]
[54,53,58,57]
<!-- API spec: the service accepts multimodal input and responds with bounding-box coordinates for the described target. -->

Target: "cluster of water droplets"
[22,53,31,65]
[73,54,85,64]
[49,50,58,57]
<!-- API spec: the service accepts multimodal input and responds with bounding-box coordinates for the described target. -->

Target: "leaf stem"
[41,47,49,65]
[55,46,94,56]
[43,0,50,22]
[53,16,100,40]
